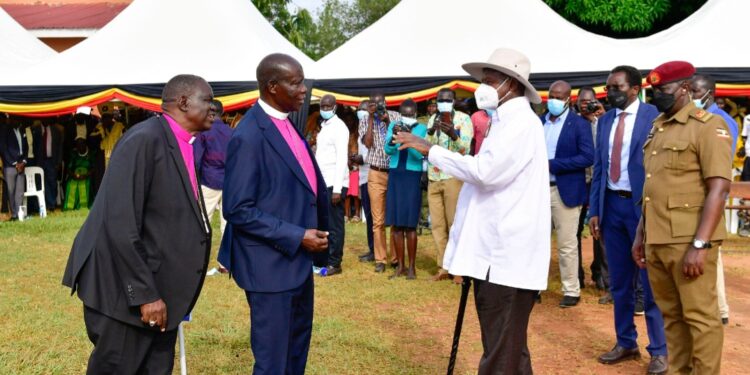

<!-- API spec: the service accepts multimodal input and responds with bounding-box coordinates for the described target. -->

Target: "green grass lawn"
[0,210,471,374]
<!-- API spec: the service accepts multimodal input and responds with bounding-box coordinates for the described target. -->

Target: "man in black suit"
[34,119,63,210]
[1,115,29,220]
[62,74,215,374]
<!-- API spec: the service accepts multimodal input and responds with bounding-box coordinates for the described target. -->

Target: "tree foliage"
[252,0,400,60]
[544,0,707,37]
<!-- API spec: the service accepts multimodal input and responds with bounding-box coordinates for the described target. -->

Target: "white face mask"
[320,107,336,120]
[437,101,453,113]
[401,117,417,126]
[357,110,367,121]
[474,78,509,111]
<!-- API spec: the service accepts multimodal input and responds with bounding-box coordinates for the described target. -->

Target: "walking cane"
[447,277,472,375]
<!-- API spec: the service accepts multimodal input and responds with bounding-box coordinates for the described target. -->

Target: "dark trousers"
[326,186,347,267]
[38,158,58,209]
[246,275,314,375]
[83,306,178,375]
[360,182,374,253]
[473,278,537,375]
[577,204,610,289]
[742,157,750,181]
[601,190,667,355]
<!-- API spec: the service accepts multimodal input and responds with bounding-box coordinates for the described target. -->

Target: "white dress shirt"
[607,99,640,191]
[743,114,750,155]
[315,114,350,193]
[428,97,551,291]
[543,108,569,182]
[357,137,370,185]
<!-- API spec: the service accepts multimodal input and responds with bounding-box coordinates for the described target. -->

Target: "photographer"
[575,87,611,303]
[383,99,427,279]
[425,88,473,282]
[359,92,401,273]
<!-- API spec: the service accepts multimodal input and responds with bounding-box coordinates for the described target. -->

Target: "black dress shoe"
[722,317,729,325]
[390,261,399,269]
[374,263,385,273]
[647,355,668,375]
[359,253,375,262]
[634,300,645,316]
[598,293,614,305]
[327,265,342,276]
[598,345,641,364]
[559,296,580,308]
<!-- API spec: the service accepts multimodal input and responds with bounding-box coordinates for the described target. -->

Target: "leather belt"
[607,189,632,199]
[370,165,389,173]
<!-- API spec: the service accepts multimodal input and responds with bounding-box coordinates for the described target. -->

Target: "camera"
[390,122,413,145]
[585,101,599,113]
[376,102,386,115]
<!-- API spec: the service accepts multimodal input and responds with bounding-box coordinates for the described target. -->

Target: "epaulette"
[689,108,714,123]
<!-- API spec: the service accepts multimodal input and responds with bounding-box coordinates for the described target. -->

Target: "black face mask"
[652,91,677,113]
[606,90,629,110]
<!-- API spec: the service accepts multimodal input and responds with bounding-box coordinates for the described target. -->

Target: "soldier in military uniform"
[633,61,732,374]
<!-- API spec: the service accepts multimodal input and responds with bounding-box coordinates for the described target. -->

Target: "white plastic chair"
[23,166,46,218]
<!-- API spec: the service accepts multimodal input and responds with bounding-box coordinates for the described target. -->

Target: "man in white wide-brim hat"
[395,48,551,374]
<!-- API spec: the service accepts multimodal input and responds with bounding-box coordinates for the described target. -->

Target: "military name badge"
[716,128,731,139]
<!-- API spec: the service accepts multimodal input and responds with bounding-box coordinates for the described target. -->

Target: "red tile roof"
[1,3,129,29]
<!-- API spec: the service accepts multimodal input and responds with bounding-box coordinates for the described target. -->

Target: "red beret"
[646,61,696,86]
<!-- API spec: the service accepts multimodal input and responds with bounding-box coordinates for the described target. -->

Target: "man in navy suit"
[588,66,668,374]
[218,53,329,375]
[541,80,594,308]
[1,116,29,220]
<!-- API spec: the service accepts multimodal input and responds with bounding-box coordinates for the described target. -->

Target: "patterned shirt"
[425,111,473,181]
[358,110,401,169]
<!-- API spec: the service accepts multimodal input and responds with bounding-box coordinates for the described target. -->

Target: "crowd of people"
[1,48,746,374]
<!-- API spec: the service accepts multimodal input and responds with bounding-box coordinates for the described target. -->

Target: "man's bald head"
[161,74,208,104]
[256,53,307,113]
[320,94,336,107]
[691,74,715,92]
[549,80,572,99]
[257,53,303,93]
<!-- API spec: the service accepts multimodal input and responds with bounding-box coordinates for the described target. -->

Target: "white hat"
[462,48,541,104]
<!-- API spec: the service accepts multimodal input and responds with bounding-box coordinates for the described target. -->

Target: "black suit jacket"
[0,125,28,166]
[33,124,63,165]
[62,116,211,331]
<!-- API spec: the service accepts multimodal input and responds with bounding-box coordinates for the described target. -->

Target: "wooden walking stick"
[447,277,471,375]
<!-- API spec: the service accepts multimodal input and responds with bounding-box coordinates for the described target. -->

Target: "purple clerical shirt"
[269,116,317,196]
[163,114,198,199]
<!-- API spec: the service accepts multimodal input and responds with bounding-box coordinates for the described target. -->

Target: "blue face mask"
[320,108,335,120]
[357,110,367,121]
[547,98,568,116]
[693,90,710,109]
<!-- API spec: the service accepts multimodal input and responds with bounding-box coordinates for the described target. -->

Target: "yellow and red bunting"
[1,81,750,116]
[0,88,261,117]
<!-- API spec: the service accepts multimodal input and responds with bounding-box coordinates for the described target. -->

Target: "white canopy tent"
[0,6,56,75]
[311,0,748,82]
[2,0,314,86]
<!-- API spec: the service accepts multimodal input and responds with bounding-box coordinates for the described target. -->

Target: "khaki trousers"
[716,249,729,319]
[427,178,463,270]
[646,243,723,375]
[201,185,226,234]
[550,186,581,297]
[368,170,394,264]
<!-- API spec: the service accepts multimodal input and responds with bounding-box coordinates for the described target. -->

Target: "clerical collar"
[258,98,289,120]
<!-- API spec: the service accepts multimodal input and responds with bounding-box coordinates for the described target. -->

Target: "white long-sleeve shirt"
[315,114,350,193]
[428,96,551,291]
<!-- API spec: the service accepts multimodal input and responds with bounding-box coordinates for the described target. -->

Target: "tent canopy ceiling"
[0,6,56,72]
[2,0,314,86]
[311,0,749,89]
